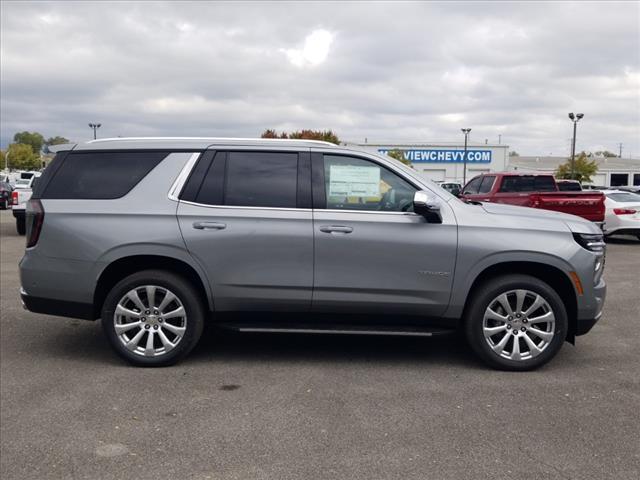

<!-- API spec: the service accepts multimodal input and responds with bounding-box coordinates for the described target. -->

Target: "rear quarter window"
[41,151,170,199]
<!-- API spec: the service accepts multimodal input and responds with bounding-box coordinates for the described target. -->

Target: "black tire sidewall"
[101,270,205,367]
[16,218,25,235]
[465,274,568,371]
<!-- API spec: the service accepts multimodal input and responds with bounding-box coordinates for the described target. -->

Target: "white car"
[602,190,640,240]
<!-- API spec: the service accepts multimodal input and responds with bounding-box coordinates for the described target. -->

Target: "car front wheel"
[101,270,205,367]
[464,274,568,371]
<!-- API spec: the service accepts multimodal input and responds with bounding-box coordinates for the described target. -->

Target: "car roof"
[57,137,340,152]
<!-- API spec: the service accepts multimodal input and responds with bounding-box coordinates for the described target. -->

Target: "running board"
[217,323,455,337]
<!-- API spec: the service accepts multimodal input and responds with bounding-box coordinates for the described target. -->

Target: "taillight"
[26,199,45,248]
[613,208,637,215]
[11,191,19,205]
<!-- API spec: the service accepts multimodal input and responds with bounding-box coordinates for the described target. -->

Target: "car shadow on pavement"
[27,318,484,369]
[188,327,485,370]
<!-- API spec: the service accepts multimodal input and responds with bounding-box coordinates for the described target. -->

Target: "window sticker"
[329,165,381,197]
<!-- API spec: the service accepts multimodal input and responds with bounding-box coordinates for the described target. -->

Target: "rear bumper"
[20,288,95,320]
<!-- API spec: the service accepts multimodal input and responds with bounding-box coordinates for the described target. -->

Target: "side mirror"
[413,191,442,223]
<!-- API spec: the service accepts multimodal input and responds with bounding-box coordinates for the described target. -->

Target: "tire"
[0,199,6,210]
[101,270,205,367]
[16,217,26,235]
[464,274,568,371]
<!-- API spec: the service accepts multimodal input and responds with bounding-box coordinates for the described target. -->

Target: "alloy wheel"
[113,285,187,357]
[482,289,556,361]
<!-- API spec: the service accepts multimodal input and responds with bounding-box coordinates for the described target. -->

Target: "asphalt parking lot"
[1,209,639,480]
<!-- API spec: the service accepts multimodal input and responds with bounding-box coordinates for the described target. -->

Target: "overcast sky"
[1,1,639,156]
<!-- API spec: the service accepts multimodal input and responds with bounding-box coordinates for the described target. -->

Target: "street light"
[461,128,472,185]
[568,113,584,180]
[88,123,102,140]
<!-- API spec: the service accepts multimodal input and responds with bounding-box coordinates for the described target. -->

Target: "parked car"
[11,173,41,234]
[0,181,13,209]
[556,179,582,191]
[615,185,640,194]
[602,190,640,240]
[461,173,605,224]
[20,138,606,370]
[437,182,462,197]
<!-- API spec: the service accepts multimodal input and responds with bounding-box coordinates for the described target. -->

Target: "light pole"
[568,113,583,180]
[461,128,471,185]
[88,123,101,140]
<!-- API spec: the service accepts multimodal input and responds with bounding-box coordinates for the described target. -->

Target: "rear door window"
[41,151,169,199]
[478,176,495,194]
[187,151,301,208]
[534,176,557,192]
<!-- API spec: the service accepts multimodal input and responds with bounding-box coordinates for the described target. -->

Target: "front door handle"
[193,221,226,230]
[319,225,353,234]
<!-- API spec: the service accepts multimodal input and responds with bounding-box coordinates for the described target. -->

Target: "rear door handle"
[193,221,226,230]
[319,225,353,234]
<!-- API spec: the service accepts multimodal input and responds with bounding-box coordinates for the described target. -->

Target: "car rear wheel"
[464,274,568,371]
[101,270,205,367]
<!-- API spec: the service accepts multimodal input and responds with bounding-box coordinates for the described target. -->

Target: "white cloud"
[0,2,638,156]
[283,29,334,68]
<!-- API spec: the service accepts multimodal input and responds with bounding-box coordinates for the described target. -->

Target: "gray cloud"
[1,1,639,157]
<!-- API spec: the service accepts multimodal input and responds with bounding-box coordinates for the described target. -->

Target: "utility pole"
[498,134,502,145]
[618,143,623,158]
[88,123,102,140]
[461,128,472,185]
[568,113,584,180]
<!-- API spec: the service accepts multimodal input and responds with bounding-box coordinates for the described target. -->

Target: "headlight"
[573,233,606,253]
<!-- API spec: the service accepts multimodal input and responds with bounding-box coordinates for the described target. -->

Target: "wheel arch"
[460,261,578,343]
[93,254,213,319]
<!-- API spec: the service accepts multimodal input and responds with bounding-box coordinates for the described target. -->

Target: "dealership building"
[348,142,509,183]
[348,142,639,187]
[508,156,640,187]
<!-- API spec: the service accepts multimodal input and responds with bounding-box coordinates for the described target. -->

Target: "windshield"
[15,179,30,187]
[606,192,640,203]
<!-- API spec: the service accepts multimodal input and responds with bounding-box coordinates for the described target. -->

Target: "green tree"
[509,151,519,157]
[261,129,340,145]
[5,143,41,170]
[555,151,599,183]
[385,148,412,167]
[46,136,70,146]
[0,150,5,169]
[13,131,45,154]
[593,150,617,158]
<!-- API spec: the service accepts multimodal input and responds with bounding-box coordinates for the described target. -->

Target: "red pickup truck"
[460,173,605,223]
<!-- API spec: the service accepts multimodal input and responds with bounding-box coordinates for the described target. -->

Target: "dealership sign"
[378,149,492,163]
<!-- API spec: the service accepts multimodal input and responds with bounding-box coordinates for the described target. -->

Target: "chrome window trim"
[168,152,201,201]
[178,199,417,216]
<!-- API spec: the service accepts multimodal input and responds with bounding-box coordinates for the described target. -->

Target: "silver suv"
[20,138,606,370]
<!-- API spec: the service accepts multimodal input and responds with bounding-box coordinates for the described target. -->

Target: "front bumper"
[575,276,606,336]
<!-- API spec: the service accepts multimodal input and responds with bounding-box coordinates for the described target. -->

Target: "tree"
[555,151,599,183]
[261,129,340,145]
[5,143,41,170]
[46,136,70,146]
[13,131,45,154]
[509,151,519,157]
[0,150,5,169]
[385,148,412,167]
[593,150,617,158]
[43,136,71,153]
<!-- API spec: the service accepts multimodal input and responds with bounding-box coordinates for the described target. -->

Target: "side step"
[217,323,455,338]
